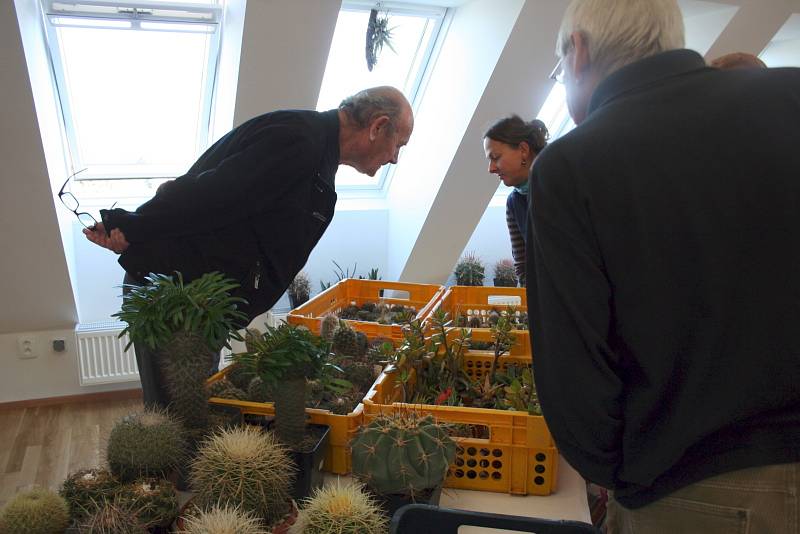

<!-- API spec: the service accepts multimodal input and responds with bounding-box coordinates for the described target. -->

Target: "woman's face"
[483,138,531,187]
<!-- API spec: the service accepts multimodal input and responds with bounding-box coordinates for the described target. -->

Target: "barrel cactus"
[60,467,120,521]
[106,409,186,482]
[0,488,70,534]
[454,252,485,286]
[208,378,247,400]
[190,426,295,526]
[320,314,339,343]
[351,413,456,496]
[295,481,386,534]
[178,504,268,534]
[77,499,148,534]
[116,478,178,529]
[332,321,359,357]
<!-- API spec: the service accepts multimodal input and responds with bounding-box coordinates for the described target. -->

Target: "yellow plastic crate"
[286,278,445,343]
[206,366,364,475]
[362,352,557,496]
[424,286,531,354]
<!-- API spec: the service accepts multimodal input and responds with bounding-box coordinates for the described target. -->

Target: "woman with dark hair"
[483,115,549,286]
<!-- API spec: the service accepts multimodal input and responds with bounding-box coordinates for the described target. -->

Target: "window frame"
[41,0,224,181]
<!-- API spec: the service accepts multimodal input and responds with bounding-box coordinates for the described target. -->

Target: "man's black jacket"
[527,50,800,508]
[102,109,340,322]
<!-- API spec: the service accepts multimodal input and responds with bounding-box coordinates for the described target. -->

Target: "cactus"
[0,488,70,534]
[295,481,386,534]
[116,478,178,529]
[190,426,295,526]
[320,314,339,343]
[106,409,186,482]
[332,321,358,357]
[288,271,311,308]
[60,467,120,521]
[159,331,215,430]
[225,363,253,390]
[77,499,148,534]
[493,258,517,287]
[351,413,456,497]
[246,376,273,403]
[208,379,247,400]
[178,504,268,534]
[454,252,485,286]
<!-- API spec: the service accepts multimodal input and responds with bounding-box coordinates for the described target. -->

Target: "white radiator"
[75,321,139,386]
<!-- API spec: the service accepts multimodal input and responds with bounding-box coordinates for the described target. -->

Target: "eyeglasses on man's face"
[57,170,98,229]
[549,58,565,84]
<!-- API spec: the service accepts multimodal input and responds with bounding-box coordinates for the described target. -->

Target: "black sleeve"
[102,124,319,241]
[526,145,624,488]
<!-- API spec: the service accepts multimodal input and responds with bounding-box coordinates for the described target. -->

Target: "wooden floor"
[0,398,143,508]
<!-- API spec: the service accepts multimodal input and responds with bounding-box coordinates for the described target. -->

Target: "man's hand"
[83,223,129,254]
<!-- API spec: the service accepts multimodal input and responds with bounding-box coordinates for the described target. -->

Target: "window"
[41,0,222,181]
[316,2,448,192]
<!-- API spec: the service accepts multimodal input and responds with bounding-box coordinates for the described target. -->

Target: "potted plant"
[189,426,296,531]
[60,468,120,523]
[114,272,247,434]
[493,259,518,287]
[178,504,267,534]
[0,488,70,534]
[454,252,485,286]
[294,481,387,534]
[350,412,456,518]
[231,323,331,500]
[288,271,311,309]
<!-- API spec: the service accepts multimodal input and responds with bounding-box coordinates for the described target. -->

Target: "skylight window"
[41,0,222,180]
[316,2,447,191]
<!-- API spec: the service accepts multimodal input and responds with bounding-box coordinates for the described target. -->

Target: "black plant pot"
[370,484,442,518]
[493,277,517,287]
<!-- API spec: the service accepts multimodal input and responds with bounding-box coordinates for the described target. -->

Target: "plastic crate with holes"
[362,351,558,496]
[206,365,366,475]
[286,278,445,343]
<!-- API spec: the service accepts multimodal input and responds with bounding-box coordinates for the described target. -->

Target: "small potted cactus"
[350,413,457,517]
[60,467,120,522]
[294,481,387,534]
[189,426,296,530]
[116,478,179,531]
[288,271,312,309]
[454,252,485,286]
[493,258,518,287]
[77,498,149,533]
[178,504,267,534]
[0,488,70,534]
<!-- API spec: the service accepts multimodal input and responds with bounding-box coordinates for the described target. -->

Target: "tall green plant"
[231,323,328,448]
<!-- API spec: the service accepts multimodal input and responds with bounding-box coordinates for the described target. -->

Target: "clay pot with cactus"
[288,271,312,309]
[0,488,70,534]
[493,258,518,287]
[294,481,386,534]
[454,252,485,286]
[350,413,457,517]
[114,272,247,433]
[189,426,296,529]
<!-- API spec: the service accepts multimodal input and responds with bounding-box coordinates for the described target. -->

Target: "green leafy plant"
[454,252,485,286]
[358,267,381,281]
[498,365,542,415]
[231,323,328,448]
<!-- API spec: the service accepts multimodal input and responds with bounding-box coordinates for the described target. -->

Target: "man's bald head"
[338,86,413,134]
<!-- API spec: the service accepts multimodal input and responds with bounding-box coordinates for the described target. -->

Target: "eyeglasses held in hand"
[57,170,98,229]
[549,58,565,84]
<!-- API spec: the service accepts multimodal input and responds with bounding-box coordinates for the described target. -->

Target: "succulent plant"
[454,252,485,286]
[246,375,273,403]
[106,409,186,482]
[319,314,339,342]
[208,379,247,401]
[77,498,148,534]
[493,258,518,287]
[60,467,120,521]
[0,488,70,534]
[160,331,216,430]
[351,413,456,497]
[332,321,359,357]
[178,504,268,534]
[191,426,295,526]
[225,362,253,390]
[116,478,178,529]
[295,481,386,534]
[288,271,311,308]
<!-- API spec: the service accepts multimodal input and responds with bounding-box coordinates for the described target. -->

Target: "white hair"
[556,0,685,80]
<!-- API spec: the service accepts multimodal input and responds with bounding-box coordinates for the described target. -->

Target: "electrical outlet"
[18,335,39,359]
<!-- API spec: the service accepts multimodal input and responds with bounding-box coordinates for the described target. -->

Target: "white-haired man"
[527,1,800,532]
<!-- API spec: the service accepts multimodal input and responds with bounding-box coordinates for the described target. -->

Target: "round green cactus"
[77,499,148,534]
[208,379,247,400]
[178,504,268,534]
[60,467,120,521]
[106,409,186,482]
[190,426,295,526]
[320,314,340,342]
[332,322,359,357]
[297,481,386,534]
[0,488,70,534]
[351,413,457,496]
[116,478,178,529]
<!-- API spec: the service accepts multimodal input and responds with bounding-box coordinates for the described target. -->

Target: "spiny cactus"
[178,504,268,534]
[351,413,456,496]
[493,258,517,287]
[0,488,70,534]
[319,314,339,343]
[191,426,295,526]
[332,321,358,357]
[295,481,386,534]
[106,409,186,482]
[60,467,120,521]
[77,498,148,534]
[208,379,247,400]
[116,478,178,529]
[160,331,215,430]
[225,363,253,390]
[246,376,273,403]
[454,252,485,286]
